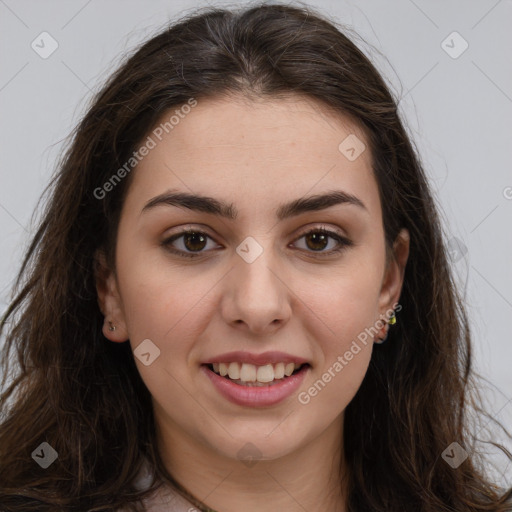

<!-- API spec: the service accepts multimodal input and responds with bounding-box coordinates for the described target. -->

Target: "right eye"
[161,229,221,258]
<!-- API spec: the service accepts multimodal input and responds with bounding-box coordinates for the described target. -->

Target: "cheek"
[293,259,381,408]
[297,257,384,345]
[299,343,373,418]
[115,249,219,376]
[297,281,376,417]
[116,235,207,330]
[116,267,212,411]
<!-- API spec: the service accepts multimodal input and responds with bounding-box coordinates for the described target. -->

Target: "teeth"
[210,361,305,383]
[239,363,257,382]
[228,362,240,380]
[256,364,274,383]
[219,362,228,376]
[284,362,295,377]
[274,362,285,379]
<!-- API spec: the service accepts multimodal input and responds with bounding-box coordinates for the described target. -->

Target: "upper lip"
[202,350,309,366]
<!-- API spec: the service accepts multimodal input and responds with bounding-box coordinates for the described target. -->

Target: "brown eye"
[162,226,352,260]
[293,227,353,256]
[182,232,208,252]
[162,229,219,258]
[304,231,329,251]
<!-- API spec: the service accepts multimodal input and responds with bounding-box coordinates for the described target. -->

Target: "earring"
[375,310,397,344]
[108,321,116,332]
[375,327,389,344]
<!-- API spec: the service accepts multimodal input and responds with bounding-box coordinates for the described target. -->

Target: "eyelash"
[161,226,353,259]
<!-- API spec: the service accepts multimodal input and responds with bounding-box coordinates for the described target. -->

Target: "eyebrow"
[141,189,367,220]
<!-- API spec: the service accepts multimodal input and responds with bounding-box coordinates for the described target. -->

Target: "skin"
[96,93,409,512]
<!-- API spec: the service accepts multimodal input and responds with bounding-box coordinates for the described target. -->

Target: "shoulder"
[119,459,197,512]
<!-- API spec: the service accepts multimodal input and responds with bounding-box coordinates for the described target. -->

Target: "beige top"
[119,460,199,512]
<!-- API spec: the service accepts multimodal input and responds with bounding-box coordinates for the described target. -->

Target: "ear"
[378,228,410,317]
[94,249,129,342]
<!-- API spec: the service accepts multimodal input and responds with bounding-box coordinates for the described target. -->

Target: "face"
[96,94,409,465]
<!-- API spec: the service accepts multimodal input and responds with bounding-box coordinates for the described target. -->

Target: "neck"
[156,414,347,512]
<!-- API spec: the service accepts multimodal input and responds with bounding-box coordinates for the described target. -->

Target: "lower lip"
[201,364,310,407]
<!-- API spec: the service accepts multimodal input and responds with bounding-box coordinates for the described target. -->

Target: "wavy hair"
[1,2,511,511]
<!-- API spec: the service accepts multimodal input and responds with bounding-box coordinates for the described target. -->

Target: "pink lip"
[202,350,309,366]
[200,363,310,407]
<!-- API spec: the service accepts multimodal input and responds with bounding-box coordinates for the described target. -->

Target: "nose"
[220,248,292,336]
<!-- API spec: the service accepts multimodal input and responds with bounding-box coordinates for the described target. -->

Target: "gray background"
[1,0,511,482]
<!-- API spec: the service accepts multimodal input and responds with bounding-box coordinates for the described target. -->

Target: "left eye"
[162,227,351,258]
[293,227,350,253]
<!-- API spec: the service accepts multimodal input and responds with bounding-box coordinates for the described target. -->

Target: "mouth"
[203,361,310,387]
[201,360,311,407]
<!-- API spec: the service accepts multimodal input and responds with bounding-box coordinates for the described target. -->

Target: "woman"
[0,3,510,511]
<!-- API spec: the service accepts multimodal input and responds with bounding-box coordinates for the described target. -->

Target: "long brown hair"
[1,3,511,511]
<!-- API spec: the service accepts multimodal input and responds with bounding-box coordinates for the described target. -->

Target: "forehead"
[127,94,379,218]
[153,94,368,161]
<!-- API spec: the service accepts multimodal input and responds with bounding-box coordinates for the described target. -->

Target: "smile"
[209,361,305,385]
[201,362,310,407]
